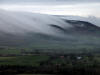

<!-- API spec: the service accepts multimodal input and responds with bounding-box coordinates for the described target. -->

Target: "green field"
[0,46,100,55]
[0,53,99,74]
[0,47,100,74]
[0,54,100,67]
[0,55,50,66]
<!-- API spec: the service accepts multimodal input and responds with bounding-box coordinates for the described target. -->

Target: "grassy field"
[0,46,100,55]
[0,53,99,74]
[0,53,99,66]
[0,55,50,66]
[0,48,100,74]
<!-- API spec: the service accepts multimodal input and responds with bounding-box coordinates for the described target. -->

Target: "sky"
[0,0,100,17]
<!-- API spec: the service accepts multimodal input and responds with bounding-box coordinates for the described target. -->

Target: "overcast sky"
[0,0,100,17]
[0,0,100,4]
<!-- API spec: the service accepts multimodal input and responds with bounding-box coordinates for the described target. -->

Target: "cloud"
[0,0,100,21]
[61,15,100,27]
[0,0,100,4]
[0,9,71,36]
[1,3,100,18]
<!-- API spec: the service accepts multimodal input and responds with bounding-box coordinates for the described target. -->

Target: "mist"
[0,9,72,36]
[60,15,100,27]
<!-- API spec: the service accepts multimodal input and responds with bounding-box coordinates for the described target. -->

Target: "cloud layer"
[0,0,100,4]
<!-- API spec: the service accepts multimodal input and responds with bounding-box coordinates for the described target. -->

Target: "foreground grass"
[17,74,51,75]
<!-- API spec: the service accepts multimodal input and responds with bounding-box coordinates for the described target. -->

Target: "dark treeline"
[0,64,100,75]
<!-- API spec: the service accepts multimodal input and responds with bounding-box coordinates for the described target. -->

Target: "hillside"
[0,9,100,50]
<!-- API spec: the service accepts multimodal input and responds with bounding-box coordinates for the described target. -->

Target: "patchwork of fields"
[0,48,100,74]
